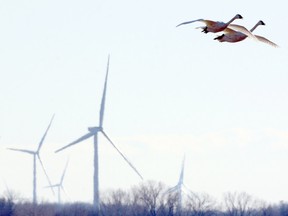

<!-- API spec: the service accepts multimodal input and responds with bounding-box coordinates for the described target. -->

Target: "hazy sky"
[1,0,288,204]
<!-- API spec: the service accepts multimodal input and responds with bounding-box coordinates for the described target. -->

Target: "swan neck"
[250,23,260,32]
[227,16,237,25]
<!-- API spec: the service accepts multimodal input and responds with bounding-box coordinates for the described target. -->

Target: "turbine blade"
[61,185,70,202]
[55,132,95,153]
[61,185,68,197]
[37,114,55,153]
[178,154,185,185]
[183,184,192,193]
[166,185,179,194]
[44,184,59,188]
[60,159,69,184]
[37,155,55,195]
[101,130,143,180]
[7,148,35,155]
[99,55,110,128]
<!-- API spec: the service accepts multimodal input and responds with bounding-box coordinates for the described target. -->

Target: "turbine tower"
[46,159,69,203]
[167,155,186,213]
[55,56,143,212]
[7,114,55,204]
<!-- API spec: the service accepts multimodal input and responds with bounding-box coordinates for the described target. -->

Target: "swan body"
[176,14,243,33]
[214,20,279,47]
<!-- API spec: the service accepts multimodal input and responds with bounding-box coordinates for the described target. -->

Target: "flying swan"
[176,14,244,33]
[214,20,279,47]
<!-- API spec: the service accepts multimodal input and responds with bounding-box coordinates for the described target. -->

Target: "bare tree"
[100,189,131,216]
[223,192,254,216]
[3,189,24,204]
[246,199,278,216]
[0,198,14,216]
[279,201,288,216]
[186,192,217,216]
[135,180,167,216]
[164,192,179,216]
[4,180,288,216]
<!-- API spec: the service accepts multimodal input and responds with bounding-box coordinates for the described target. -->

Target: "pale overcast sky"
[1,0,288,204]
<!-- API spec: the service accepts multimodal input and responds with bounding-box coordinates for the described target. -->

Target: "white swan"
[214,20,279,47]
[176,14,243,33]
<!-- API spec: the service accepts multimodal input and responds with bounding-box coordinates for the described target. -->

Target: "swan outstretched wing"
[223,27,238,34]
[255,35,279,47]
[176,19,205,27]
[202,19,217,26]
[228,24,257,40]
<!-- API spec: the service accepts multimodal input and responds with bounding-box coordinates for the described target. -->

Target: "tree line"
[0,180,287,216]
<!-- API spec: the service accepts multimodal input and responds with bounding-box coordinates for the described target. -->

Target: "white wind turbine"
[167,155,187,213]
[55,56,143,211]
[46,159,69,203]
[7,114,55,204]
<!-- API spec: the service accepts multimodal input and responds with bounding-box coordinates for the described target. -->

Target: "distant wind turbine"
[7,114,55,204]
[46,159,69,203]
[167,155,187,213]
[55,56,143,212]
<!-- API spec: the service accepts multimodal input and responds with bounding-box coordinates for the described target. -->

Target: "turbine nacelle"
[88,127,103,133]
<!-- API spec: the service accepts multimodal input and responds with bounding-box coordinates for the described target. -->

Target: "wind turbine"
[167,155,187,213]
[46,159,69,203]
[7,114,55,204]
[55,56,143,212]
